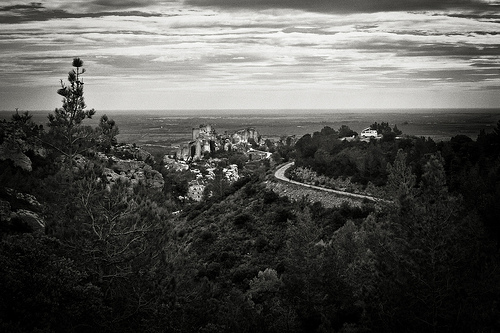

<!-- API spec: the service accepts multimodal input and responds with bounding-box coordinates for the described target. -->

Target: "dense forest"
[1,59,500,332]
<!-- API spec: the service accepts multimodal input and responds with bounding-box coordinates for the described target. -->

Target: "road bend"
[274,161,388,203]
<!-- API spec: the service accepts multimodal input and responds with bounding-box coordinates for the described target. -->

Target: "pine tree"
[97,114,119,152]
[386,149,415,200]
[47,58,96,173]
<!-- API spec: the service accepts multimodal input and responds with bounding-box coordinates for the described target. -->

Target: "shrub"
[234,213,252,226]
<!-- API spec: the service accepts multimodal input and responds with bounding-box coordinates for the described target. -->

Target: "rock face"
[163,157,189,172]
[4,188,42,210]
[0,123,46,172]
[113,158,146,172]
[12,209,45,231]
[187,184,205,202]
[0,199,11,221]
[185,164,240,202]
[57,146,164,191]
[101,146,164,190]
[103,163,164,190]
[0,144,33,171]
[110,144,155,164]
[0,188,45,233]
[223,164,239,182]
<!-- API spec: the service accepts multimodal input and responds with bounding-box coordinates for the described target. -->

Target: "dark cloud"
[444,12,500,20]
[320,35,500,59]
[0,2,44,11]
[0,2,162,24]
[412,68,499,83]
[185,0,499,13]
[471,63,500,68]
[90,0,160,9]
[443,12,500,24]
[398,43,500,58]
[0,2,68,23]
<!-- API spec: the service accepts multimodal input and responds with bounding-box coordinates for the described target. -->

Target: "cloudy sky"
[0,0,499,111]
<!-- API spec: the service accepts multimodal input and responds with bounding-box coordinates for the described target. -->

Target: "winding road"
[274,162,386,203]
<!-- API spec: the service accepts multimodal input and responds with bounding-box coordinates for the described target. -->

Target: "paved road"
[274,162,386,203]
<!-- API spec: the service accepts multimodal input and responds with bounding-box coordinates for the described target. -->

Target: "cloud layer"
[0,0,499,110]
[0,1,163,23]
[186,0,500,13]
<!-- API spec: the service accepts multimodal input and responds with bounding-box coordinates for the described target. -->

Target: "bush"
[263,190,279,204]
[273,208,293,224]
[200,230,216,243]
[234,213,252,226]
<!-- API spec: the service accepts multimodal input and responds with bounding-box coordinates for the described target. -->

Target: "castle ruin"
[176,124,262,161]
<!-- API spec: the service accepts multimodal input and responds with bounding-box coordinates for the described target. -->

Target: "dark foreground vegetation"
[1,59,499,332]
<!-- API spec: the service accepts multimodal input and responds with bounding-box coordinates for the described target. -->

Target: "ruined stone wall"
[178,125,262,161]
[232,128,260,145]
[192,128,200,140]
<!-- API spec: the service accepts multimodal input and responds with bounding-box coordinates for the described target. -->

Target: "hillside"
[1,100,500,332]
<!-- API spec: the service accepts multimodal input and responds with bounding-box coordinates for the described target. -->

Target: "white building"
[360,127,379,138]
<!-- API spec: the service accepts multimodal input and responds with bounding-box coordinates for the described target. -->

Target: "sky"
[0,0,499,111]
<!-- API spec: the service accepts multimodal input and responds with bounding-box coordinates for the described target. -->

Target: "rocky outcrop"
[0,199,11,221]
[103,168,129,184]
[112,158,147,173]
[103,159,164,190]
[54,154,96,174]
[0,188,45,233]
[110,143,155,163]
[187,184,205,202]
[163,157,190,171]
[12,209,45,231]
[61,149,164,191]
[105,144,163,188]
[147,166,165,189]
[0,143,33,171]
[223,164,239,182]
[0,123,46,172]
[185,164,240,202]
[4,188,42,210]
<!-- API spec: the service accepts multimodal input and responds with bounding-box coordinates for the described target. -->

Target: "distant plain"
[2,109,499,154]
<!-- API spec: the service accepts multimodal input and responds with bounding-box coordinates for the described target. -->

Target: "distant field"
[2,109,499,153]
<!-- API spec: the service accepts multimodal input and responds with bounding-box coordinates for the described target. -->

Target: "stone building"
[176,124,262,161]
[232,128,261,145]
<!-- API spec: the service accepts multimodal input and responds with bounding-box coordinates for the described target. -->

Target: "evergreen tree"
[386,149,416,201]
[47,58,96,173]
[338,124,357,138]
[393,124,402,136]
[97,114,119,152]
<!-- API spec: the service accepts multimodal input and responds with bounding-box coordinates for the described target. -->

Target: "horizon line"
[2,107,499,113]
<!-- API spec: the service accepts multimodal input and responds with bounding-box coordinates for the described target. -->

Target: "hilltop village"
[176,124,266,161]
[161,122,400,201]
[163,124,291,201]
